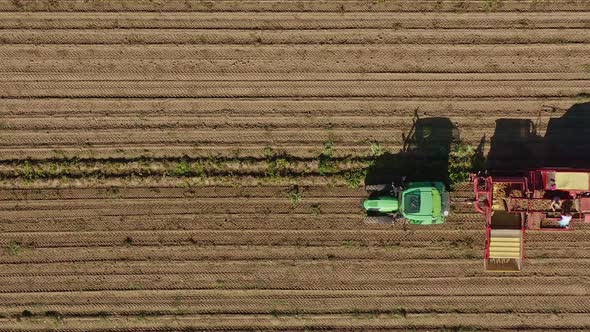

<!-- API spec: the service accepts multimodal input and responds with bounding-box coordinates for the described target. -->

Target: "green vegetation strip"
[1,141,479,189]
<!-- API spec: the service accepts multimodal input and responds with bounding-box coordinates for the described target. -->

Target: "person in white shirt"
[559,213,572,229]
[550,196,572,229]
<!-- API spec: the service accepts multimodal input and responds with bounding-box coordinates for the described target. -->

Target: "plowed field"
[1,1,590,331]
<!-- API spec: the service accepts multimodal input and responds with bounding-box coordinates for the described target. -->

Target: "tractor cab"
[401,182,449,225]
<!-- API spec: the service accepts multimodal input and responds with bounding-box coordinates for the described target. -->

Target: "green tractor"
[362,181,450,225]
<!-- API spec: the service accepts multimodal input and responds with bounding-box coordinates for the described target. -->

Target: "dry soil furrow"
[0,229,487,248]
[0,0,588,12]
[3,313,590,332]
[0,118,585,144]
[0,115,428,131]
[1,80,587,98]
[0,214,370,233]
[3,58,588,74]
[525,231,590,243]
[0,98,576,117]
[2,259,589,279]
[2,44,590,60]
[2,72,590,83]
[0,193,543,217]
[0,111,573,131]
[0,214,484,233]
[2,289,589,311]
[1,245,588,265]
[2,29,590,45]
[0,129,573,155]
[0,129,460,147]
[0,213,473,230]
[0,228,582,250]
[0,260,492,278]
[0,134,526,163]
[0,197,360,216]
[0,274,584,294]
[1,295,589,317]
[1,12,589,30]
[0,244,482,265]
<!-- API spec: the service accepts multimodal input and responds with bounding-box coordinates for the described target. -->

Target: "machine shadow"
[487,102,590,172]
[486,118,543,172]
[365,116,459,187]
[545,102,590,168]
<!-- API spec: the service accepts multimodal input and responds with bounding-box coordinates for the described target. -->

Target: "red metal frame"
[535,168,589,228]
[521,215,526,266]
[472,175,492,215]
[539,168,590,194]
[477,176,528,268]
[473,170,587,231]
[473,168,590,271]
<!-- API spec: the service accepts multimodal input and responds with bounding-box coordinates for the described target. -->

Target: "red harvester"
[472,169,590,272]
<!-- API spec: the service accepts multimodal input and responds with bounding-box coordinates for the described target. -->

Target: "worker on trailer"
[559,212,572,229]
[550,196,562,211]
[551,197,572,229]
[559,207,573,229]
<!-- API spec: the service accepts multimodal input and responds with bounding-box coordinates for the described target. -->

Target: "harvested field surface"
[1,1,590,331]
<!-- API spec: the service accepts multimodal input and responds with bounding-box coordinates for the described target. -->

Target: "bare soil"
[1,1,590,331]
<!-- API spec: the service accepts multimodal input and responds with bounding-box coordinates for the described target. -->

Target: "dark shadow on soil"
[472,135,487,173]
[365,115,459,187]
[486,118,543,171]
[363,102,590,185]
[486,102,590,173]
[544,102,590,168]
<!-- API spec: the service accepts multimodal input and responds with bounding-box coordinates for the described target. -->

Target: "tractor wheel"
[363,216,394,225]
[365,184,388,193]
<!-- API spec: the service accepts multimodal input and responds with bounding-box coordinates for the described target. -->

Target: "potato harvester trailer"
[472,169,590,272]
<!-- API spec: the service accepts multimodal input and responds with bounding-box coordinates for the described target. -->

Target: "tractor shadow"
[486,102,590,172]
[364,116,460,188]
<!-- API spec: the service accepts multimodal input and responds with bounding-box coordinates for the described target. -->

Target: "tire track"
[2,313,590,331]
[1,72,590,83]
[1,12,589,30]
[0,295,588,317]
[0,274,585,294]
[2,29,589,45]
[0,214,484,233]
[2,58,587,74]
[1,259,588,278]
[0,0,587,12]
[1,80,587,98]
[0,245,587,265]
[0,98,576,117]
[2,44,589,60]
[0,229,487,248]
